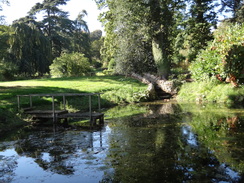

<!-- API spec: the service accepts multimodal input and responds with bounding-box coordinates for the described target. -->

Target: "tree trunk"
[152,36,170,80]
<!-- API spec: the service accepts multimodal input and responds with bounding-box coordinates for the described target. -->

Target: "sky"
[1,0,104,33]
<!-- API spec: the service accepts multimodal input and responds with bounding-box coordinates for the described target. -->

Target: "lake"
[0,102,244,182]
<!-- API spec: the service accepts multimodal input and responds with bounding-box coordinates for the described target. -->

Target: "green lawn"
[0,75,148,108]
[0,75,148,132]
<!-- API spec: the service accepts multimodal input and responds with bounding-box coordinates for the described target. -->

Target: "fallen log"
[131,72,181,97]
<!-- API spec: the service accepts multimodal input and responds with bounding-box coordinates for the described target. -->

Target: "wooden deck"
[17,93,104,127]
[24,109,68,118]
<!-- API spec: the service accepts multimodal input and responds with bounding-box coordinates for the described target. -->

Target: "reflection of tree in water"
[101,103,242,182]
[0,156,16,183]
[14,131,94,175]
[185,108,244,179]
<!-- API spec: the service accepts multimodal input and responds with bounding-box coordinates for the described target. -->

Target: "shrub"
[50,53,92,78]
[190,23,244,84]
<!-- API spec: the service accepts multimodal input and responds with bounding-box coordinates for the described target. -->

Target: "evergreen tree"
[174,0,217,64]
[28,0,73,58]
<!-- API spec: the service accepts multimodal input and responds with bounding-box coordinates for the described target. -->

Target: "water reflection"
[0,102,243,182]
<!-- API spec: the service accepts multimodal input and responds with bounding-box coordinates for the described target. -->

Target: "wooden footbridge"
[17,93,104,127]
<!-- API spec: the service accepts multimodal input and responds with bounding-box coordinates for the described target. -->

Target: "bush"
[190,23,244,83]
[50,53,92,78]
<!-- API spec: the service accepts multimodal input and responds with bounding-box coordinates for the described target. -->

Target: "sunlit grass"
[177,80,244,105]
[0,75,148,108]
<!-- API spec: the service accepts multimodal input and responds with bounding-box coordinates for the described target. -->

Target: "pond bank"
[176,80,244,105]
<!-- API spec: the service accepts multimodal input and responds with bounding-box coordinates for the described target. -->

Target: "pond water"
[0,102,244,183]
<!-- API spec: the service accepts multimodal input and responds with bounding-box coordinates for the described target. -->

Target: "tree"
[9,22,51,76]
[90,29,102,42]
[174,0,217,64]
[148,0,177,79]
[96,0,180,78]
[28,0,73,58]
[0,25,17,80]
[71,10,90,59]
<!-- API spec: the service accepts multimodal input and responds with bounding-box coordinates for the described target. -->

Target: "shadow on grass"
[0,85,112,133]
[39,75,145,86]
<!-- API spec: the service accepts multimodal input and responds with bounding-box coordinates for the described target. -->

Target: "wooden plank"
[24,110,68,119]
[23,107,34,112]
[25,110,68,114]
[58,112,104,118]
[17,93,103,97]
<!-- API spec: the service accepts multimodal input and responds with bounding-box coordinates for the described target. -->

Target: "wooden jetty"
[17,93,104,126]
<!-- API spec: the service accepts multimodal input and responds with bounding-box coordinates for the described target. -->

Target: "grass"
[177,80,244,106]
[0,75,148,106]
[0,75,148,132]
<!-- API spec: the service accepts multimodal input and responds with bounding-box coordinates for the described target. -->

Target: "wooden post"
[17,96,20,110]
[98,94,101,112]
[52,96,56,123]
[89,95,92,126]
[63,95,66,110]
[30,95,32,108]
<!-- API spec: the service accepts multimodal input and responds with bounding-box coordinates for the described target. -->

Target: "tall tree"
[28,0,73,58]
[72,10,90,59]
[148,0,176,79]
[90,29,103,62]
[9,22,51,76]
[0,25,16,80]
[174,0,217,64]
[96,0,181,78]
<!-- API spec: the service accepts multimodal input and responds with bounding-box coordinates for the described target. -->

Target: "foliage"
[71,10,91,59]
[50,53,91,77]
[177,80,244,104]
[0,25,17,80]
[27,0,74,58]
[0,61,17,81]
[190,23,244,82]
[9,22,51,77]
[96,0,180,77]
[90,29,102,42]
[236,5,244,23]
[91,37,103,61]
[0,0,91,79]
[173,0,217,64]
